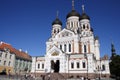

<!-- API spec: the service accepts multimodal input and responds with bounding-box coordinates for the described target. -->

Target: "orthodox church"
[31,1,110,79]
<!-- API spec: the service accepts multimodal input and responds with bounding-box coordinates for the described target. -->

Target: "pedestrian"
[48,74,50,80]
[42,75,45,80]
[8,69,11,79]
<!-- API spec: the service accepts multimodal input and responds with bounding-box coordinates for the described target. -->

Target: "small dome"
[66,10,80,19]
[80,13,90,20]
[52,18,62,25]
[90,27,94,32]
[95,36,99,40]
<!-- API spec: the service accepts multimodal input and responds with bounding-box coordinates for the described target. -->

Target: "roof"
[80,13,90,20]
[52,18,62,25]
[0,42,32,61]
[101,55,109,60]
[66,10,80,19]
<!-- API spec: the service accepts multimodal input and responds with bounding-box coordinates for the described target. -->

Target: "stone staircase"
[44,73,65,80]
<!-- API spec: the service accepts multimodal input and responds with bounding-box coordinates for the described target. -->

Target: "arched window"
[102,65,105,71]
[71,22,73,28]
[4,61,6,66]
[5,53,7,58]
[60,45,62,50]
[84,45,87,53]
[69,44,71,52]
[64,44,66,52]
[83,24,85,29]
[77,62,80,68]
[82,62,86,68]
[54,29,56,33]
[8,61,11,66]
[58,29,59,33]
[38,64,40,69]
[42,63,44,69]
[71,62,74,69]
[87,24,89,29]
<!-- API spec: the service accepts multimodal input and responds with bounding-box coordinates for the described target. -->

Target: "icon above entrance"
[51,52,59,56]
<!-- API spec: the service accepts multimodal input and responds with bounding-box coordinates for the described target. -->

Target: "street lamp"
[67,54,70,78]
[99,59,101,80]
[84,53,88,79]
[34,57,37,78]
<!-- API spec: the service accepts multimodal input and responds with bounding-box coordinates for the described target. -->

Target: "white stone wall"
[66,16,80,32]
[94,39,100,60]
[96,59,110,75]
[31,57,36,73]
[87,54,95,73]
[100,60,110,74]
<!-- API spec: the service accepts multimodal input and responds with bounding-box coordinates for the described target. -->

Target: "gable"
[46,45,63,57]
[55,28,75,38]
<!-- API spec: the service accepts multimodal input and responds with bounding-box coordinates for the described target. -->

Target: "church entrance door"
[51,60,60,73]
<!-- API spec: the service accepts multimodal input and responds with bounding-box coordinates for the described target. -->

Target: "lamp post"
[34,57,37,78]
[67,54,70,78]
[99,59,101,80]
[84,53,88,79]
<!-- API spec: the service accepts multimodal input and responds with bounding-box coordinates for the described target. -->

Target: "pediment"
[47,45,63,56]
[56,28,75,38]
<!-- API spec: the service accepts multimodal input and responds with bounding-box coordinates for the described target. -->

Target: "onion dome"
[95,36,99,40]
[80,13,90,20]
[80,5,90,20]
[66,0,80,19]
[66,10,80,19]
[90,27,94,32]
[52,18,62,25]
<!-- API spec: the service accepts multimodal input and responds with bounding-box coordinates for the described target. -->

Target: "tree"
[109,55,120,79]
[110,43,120,79]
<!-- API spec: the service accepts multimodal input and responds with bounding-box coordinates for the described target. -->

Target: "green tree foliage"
[109,55,120,78]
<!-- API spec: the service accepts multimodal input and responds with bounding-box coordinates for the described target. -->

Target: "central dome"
[66,10,80,19]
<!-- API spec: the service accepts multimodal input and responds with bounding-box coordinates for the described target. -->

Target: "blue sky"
[0,0,120,57]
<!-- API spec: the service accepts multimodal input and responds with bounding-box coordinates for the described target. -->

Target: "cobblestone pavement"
[0,75,35,80]
[0,75,115,80]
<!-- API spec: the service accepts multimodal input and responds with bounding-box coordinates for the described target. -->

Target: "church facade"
[31,1,110,79]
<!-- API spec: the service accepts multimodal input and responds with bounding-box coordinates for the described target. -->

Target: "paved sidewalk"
[0,75,116,80]
[0,75,34,80]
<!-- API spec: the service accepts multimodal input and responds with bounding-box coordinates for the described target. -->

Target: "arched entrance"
[51,60,60,73]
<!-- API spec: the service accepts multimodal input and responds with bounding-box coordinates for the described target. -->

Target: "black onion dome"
[90,27,94,32]
[66,10,80,19]
[80,13,90,20]
[95,36,99,40]
[52,18,62,25]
